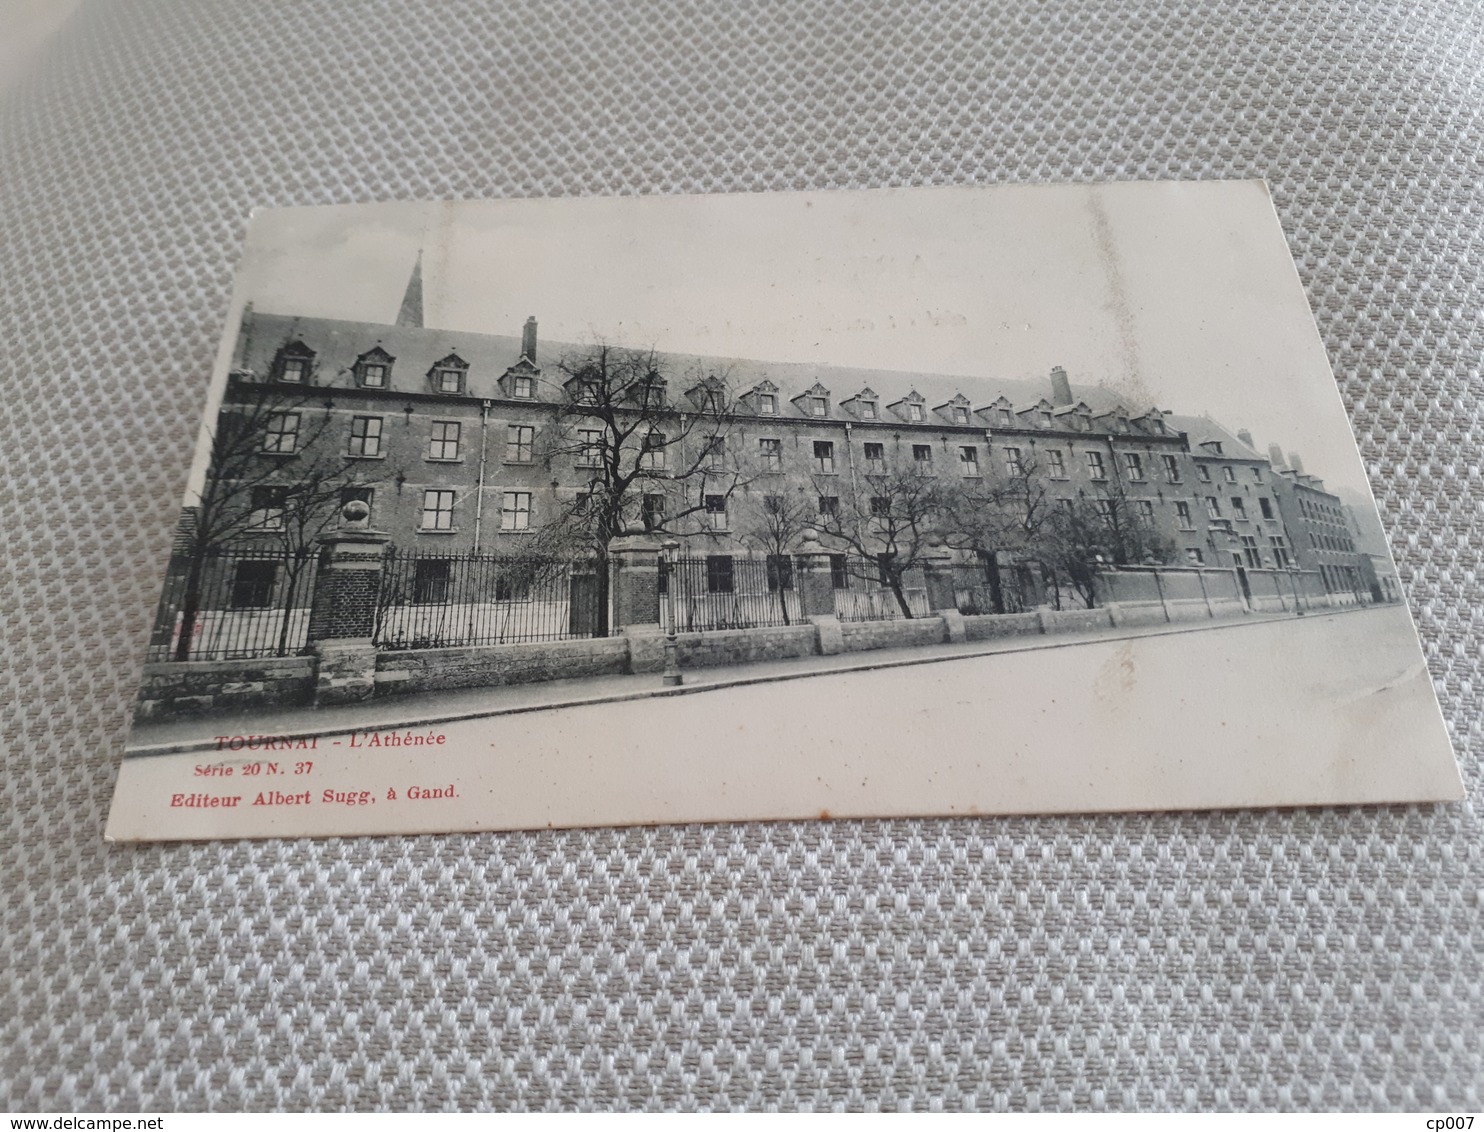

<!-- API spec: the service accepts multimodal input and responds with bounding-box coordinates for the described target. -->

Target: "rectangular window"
[1230,497,1247,521]
[501,490,532,531]
[913,444,934,472]
[412,560,452,605]
[360,363,386,388]
[229,560,277,609]
[1241,535,1261,568]
[810,396,827,417]
[1259,497,1274,520]
[908,403,924,422]
[1136,500,1155,522]
[870,496,890,517]
[952,406,970,424]
[703,435,726,468]
[1223,466,1236,483]
[759,393,776,415]
[577,428,603,467]
[1270,535,1291,567]
[762,494,784,515]
[863,441,884,471]
[1002,447,1022,476]
[706,554,734,593]
[1251,467,1263,483]
[818,495,838,516]
[766,554,794,592]
[830,554,848,589]
[506,424,534,463]
[1198,465,1212,482]
[997,408,1013,426]
[704,494,727,530]
[1123,452,1144,480]
[1039,410,1053,428]
[1085,451,1106,480]
[641,493,665,529]
[861,401,878,420]
[758,437,781,470]
[641,431,666,471]
[495,574,530,603]
[428,420,460,460]
[436,367,462,393]
[1094,500,1114,519]
[1175,501,1193,530]
[1205,496,1221,520]
[249,486,287,530]
[279,358,306,384]
[421,489,455,531]
[512,375,533,399]
[1162,454,1181,482]
[959,446,979,476]
[1185,548,1205,565]
[348,416,383,457]
[263,412,299,453]
[1047,450,1067,479]
[813,440,835,474]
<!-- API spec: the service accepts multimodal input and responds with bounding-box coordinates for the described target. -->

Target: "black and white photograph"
[105,182,1463,841]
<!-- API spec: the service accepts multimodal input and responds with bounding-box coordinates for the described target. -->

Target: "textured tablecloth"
[2,0,1480,1111]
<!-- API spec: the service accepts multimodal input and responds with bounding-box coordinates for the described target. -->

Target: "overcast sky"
[218,182,1369,493]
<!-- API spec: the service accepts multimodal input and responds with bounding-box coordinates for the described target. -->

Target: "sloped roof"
[239,309,1155,420]
[1164,414,1267,461]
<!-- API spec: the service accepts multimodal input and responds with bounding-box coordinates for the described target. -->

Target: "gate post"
[794,529,844,654]
[307,502,389,706]
[608,525,663,631]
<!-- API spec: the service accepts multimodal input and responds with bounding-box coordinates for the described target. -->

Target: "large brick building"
[206,269,1381,610]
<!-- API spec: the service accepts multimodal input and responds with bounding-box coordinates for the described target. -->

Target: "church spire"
[395,250,424,328]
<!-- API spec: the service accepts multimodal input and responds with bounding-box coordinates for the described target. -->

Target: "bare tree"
[526,342,753,635]
[939,454,1058,613]
[812,449,953,618]
[170,365,375,659]
[738,487,816,625]
[1035,478,1174,608]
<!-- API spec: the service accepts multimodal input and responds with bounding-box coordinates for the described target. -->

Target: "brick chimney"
[1268,443,1286,468]
[1050,365,1072,406]
[1237,428,1254,448]
[522,316,538,362]
[1288,451,1304,474]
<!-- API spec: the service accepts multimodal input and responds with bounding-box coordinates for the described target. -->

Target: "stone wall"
[1042,608,1114,634]
[133,656,316,721]
[375,637,630,697]
[963,612,1042,641]
[838,617,948,653]
[628,625,819,673]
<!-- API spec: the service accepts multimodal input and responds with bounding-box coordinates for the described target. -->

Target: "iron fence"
[147,547,320,662]
[375,551,601,649]
[662,555,802,631]
[829,555,930,621]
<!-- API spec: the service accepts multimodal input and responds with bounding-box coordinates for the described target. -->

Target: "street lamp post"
[660,538,682,687]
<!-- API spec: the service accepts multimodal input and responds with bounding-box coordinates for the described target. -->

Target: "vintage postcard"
[105,182,1463,842]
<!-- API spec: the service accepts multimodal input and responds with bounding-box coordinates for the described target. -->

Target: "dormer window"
[810,396,828,417]
[513,375,534,399]
[1039,410,1053,428]
[908,403,924,422]
[273,342,314,384]
[861,400,878,420]
[354,347,394,389]
[759,394,777,415]
[429,353,468,395]
[998,408,1013,427]
[952,406,970,425]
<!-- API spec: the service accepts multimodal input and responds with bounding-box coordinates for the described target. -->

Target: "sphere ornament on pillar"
[341,498,372,530]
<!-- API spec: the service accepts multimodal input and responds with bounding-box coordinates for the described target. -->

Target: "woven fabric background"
[2,0,1482,1111]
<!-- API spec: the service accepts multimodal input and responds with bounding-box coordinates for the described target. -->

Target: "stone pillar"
[608,527,663,631]
[793,530,843,655]
[922,548,958,612]
[306,514,389,707]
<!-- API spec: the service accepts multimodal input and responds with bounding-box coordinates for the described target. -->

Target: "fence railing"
[374,551,601,649]
[662,555,803,632]
[147,547,320,662]
[830,556,930,621]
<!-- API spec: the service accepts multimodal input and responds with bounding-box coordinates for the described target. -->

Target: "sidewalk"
[125,605,1376,757]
